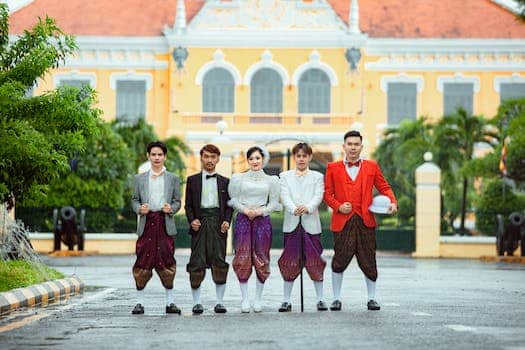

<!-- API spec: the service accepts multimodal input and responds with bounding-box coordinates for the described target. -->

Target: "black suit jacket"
[184,173,233,234]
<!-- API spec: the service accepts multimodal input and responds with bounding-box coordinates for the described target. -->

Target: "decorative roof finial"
[175,0,187,34]
[349,0,361,34]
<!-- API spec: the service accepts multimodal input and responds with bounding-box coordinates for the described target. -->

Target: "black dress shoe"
[317,301,328,311]
[367,299,380,311]
[214,304,227,314]
[131,303,144,314]
[192,304,204,314]
[278,302,292,312]
[166,303,182,314]
[330,300,342,311]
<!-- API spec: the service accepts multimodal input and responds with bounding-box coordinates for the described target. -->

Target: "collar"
[344,157,363,168]
[295,168,309,177]
[150,167,166,179]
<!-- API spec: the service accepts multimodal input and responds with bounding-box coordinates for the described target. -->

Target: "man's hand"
[139,203,150,215]
[221,221,230,234]
[294,205,309,216]
[338,202,352,214]
[162,203,173,214]
[388,203,398,215]
[191,219,201,232]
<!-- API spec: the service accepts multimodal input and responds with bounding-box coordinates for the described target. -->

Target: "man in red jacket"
[324,130,397,311]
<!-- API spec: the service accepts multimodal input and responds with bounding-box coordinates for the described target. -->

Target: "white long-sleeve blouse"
[227,170,282,216]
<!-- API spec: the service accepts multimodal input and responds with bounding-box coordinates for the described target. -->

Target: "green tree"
[433,108,498,234]
[373,118,434,224]
[0,4,98,206]
[111,118,190,177]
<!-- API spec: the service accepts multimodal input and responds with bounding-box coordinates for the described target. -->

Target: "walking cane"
[298,216,304,313]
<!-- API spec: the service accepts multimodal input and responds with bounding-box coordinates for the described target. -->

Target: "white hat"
[369,195,391,214]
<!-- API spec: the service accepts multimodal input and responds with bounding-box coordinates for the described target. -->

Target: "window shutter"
[116,80,146,123]
[250,68,283,113]
[443,83,473,115]
[387,82,417,125]
[202,68,235,113]
[299,68,330,113]
[500,83,525,102]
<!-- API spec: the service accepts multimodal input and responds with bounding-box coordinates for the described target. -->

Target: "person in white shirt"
[131,141,181,315]
[228,146,282,313]
[278,143,327,312]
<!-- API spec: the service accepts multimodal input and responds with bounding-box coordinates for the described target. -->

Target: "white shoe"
[253,300,262,313]
[241,299,250,313]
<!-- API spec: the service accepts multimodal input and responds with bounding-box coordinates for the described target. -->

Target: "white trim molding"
[380,73,424,93]
[291,50,338,87]
[437,73,480,93]
[53,71,97,88]
[243,50,290,86]
[186,131,343,144]
[109,71,153,90]
[493,73,525,92]
[195,50,242,86]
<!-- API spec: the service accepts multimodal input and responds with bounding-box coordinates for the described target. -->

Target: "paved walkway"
[0,252,524,349]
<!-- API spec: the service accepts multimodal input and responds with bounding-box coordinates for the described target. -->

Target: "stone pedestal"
[413,152,441,258]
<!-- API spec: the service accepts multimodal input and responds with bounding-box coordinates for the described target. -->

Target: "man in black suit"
[185,144,233,314]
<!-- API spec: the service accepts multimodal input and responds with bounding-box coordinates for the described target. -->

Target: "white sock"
[314,281,324,302]
[136,289,145,305]
[216,284,226,304]
[191,287,202,305]
[240,282,249,302]
[365,276,376,300]
[283,281,294,303]
[332,271,343,300]
[255,279,264,303]
[166,288,175,306]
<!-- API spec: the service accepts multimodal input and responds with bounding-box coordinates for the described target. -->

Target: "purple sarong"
[232,213,272,283]
[278,224,326,282]
[133,211,177,290]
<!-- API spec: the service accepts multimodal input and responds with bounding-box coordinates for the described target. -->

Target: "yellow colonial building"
[9,0,525,175]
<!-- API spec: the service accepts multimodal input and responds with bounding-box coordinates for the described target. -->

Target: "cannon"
[496,212,524,257]
[53,206,86,251]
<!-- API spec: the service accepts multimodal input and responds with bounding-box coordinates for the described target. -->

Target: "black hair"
[147,141,168,155]
[292,142,313,155]
[343,130,362,142]
[246,146,264,159]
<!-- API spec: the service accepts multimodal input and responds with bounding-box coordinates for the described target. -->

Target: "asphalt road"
[0,253,524,350]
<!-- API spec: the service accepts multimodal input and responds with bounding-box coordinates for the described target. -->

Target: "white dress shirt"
[148,170,165,211]
[280,169,324,234]
[201,171,219,208]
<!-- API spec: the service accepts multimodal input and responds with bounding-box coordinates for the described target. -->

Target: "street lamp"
[172,46,189,70]
[345,47,362,71]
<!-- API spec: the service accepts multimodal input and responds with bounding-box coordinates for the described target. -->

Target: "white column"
[413,152,442,258]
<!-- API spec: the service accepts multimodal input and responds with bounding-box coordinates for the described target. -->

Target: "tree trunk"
[459,177,468,235]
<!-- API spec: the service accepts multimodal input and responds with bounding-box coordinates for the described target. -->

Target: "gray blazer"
[131,171,181,236]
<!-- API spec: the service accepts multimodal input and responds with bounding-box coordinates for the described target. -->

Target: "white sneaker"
[241,299,250,313]
[253,300,262,313]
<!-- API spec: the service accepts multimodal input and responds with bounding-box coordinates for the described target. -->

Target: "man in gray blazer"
[131,141,181,315]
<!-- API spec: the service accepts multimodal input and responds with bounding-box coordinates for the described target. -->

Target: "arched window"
[298,68,330,113]
[202,68,235,113]
[250,68,283,113]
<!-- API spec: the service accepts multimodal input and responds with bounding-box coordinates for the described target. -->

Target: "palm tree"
[433,108,498,234]
[373,118,434,224]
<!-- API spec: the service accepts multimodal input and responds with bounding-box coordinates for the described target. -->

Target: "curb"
[0,276,84,316]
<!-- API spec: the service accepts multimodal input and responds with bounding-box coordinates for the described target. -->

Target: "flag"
[499,137,508,176]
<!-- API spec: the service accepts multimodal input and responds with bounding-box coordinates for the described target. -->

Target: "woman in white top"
[228,146,281,313]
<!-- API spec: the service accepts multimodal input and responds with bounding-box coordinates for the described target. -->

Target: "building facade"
[9,0,525,175]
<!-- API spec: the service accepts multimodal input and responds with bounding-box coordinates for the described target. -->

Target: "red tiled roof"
[328,0,525,38]
[9,0,205,36]
[8,0,525,38]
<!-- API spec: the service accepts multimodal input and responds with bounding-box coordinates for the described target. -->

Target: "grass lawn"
[0,260,64,292]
